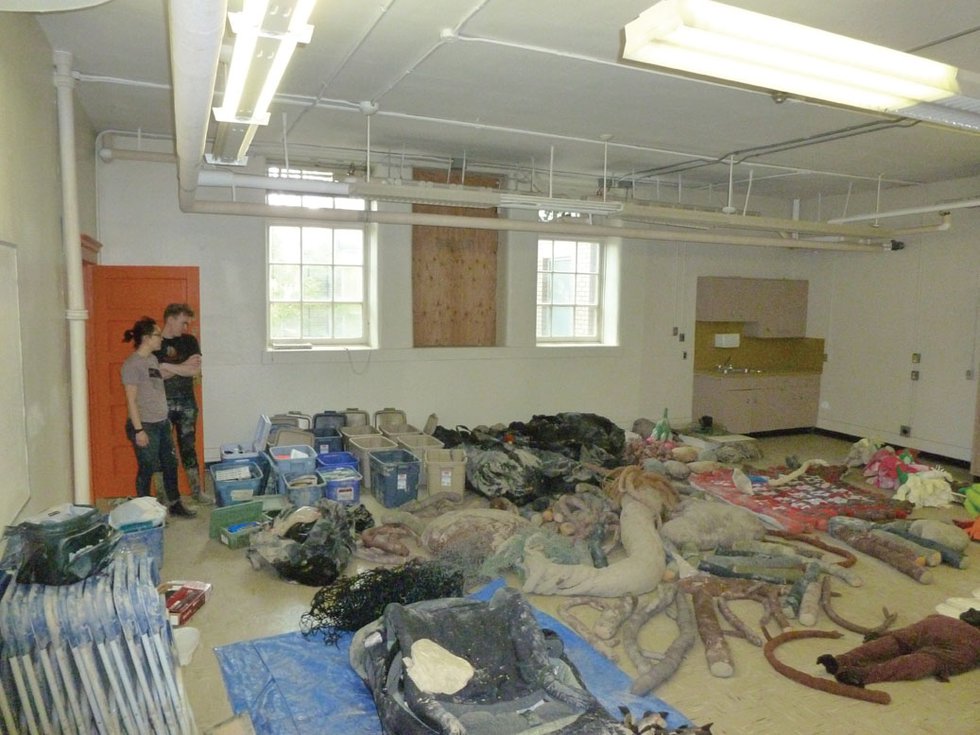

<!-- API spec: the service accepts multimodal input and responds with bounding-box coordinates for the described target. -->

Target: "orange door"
[88,266,201,500]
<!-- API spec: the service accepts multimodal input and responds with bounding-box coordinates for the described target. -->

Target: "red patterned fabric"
[690,467,911,533]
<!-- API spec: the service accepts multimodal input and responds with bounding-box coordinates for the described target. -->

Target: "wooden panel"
[412,169,500,347]
[697,276,808,338]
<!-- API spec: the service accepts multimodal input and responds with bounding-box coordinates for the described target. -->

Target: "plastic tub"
[348,434,398,489]
[369,449,421,508]
[321,467,362,504]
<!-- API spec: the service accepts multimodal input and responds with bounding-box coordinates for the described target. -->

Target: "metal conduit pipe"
[187,199,890,252]
[829,198,980,223]
[169,0,227,212]
[197,170,351,195]
[53,50,91,505]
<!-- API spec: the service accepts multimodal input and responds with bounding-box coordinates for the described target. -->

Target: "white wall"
[0,15,95,518]
[95,157,838,461]
[801,175,980,460]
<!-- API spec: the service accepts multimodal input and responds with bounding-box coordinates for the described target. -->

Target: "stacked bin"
[348,434,397,490]
[312,410,345,454]
[396,433,444,489]
[424,448,467,495]
[210,460,264,506]
[283,470,326,506]
[369,449,421,508]
[374,407,421,443]
[268,444,317,495]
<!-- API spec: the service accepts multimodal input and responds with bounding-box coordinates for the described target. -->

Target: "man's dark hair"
[959,608,980,627]
[164,303,195,320]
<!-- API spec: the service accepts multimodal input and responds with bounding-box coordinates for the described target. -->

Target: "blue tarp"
[215,579,691,734]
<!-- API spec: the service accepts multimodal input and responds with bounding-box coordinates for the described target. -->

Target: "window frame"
[535,236,604,345]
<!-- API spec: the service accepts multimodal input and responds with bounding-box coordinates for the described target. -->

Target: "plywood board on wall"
[412,169,500,347]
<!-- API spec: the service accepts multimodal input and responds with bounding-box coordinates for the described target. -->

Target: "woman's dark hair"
[123,317,157,348]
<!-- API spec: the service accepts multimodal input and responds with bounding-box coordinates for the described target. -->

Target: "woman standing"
[121,317,196,518]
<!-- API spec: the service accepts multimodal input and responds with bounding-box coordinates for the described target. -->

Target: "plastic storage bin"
[321,467,362,504]
[375,407,420,439]
[209,500,264,540]
[348,434,398,489]
[316,450,359,472]
[268,444,317,475]
[11,504,120,585]
[312,410,345,454]
[369,449,421,508]
[340,423,381,449]
[342,408,370,427]
[210,460,264,506]
[283,471,325,506]
[221,414,272,461]
[424,448,467,495]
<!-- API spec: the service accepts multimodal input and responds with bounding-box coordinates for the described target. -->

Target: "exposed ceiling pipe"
[197,169,350,195]
[53,50,91,505]
[185,198,892,252]
[829,197,980,223]
[168,0,227,212]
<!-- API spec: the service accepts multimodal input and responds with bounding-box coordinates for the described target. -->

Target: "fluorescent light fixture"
[499,193,624,215]
[210,0,316,164]
[622,0,979,130]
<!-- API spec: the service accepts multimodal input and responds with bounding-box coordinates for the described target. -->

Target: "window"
[266,166,368,346]
[536,238,602,342]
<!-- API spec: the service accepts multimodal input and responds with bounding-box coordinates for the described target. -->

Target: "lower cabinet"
[693,373,820,434]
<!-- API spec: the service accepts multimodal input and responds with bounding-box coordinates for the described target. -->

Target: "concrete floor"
[161,432,980,735]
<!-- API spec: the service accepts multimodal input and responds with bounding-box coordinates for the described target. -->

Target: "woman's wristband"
[134,427,144,433]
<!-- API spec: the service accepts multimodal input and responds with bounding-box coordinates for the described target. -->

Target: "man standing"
[156,303,212,503]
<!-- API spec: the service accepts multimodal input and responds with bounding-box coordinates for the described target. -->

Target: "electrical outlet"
[672,326,679,336]
[678,332,685,342]
[911,352,921,363]
[682,351,688,359]
[900,425,911,437]
[968,369,975,380]
[910,370,920,381]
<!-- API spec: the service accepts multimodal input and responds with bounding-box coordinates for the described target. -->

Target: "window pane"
[268,192,302,207]
[303,265,332,301]
[334,230,363,264]
[551,273,575,305]
[536,305,550,337]
[304,303,332,338]
[576,274,598,305]
[550,306,574,337]
[575,306,597,337]
[270,303,301,338]
[577,242,599,273]
[270,264,301,300]
[552,241,576,271]
[537,240,553,271]
[269,227,300,263]
[302,228,332,264]
[302,195,334,210]
[536,273,552,304]
[334,266,363,300]
[334,303,363,339]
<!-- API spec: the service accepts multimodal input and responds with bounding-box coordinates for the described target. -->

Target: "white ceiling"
[32,0,980,204]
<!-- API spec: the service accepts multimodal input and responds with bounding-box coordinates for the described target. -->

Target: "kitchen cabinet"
[696,276,808,338]
[693,373,820,434]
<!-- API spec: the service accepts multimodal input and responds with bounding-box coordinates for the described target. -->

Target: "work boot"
[187,469,213,504]
[169,501,197,518]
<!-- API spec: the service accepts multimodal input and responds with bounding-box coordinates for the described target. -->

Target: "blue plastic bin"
[284,471,325,507]
[210,460,264,506]
[321,467,362,504]
[369,449,421,508]
[268,444,317,475]
[316,451,359,471]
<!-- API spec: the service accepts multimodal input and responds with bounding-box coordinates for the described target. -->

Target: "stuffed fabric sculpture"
[521,493,666,598]
[817,610,980,686]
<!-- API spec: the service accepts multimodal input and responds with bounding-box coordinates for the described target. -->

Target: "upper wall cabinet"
[696,276,808,338]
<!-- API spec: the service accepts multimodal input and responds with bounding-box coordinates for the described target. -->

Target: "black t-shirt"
[155,333,201,398]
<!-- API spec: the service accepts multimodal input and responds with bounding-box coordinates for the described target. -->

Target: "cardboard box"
[159,580,213,627]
